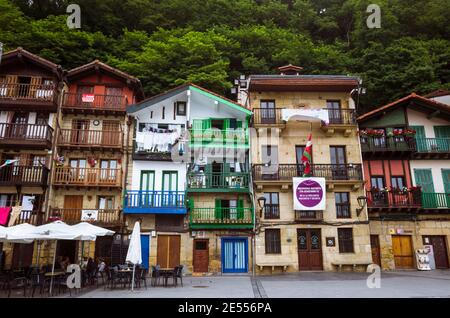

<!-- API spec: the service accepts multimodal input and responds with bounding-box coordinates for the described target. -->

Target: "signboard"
[293,177,326,210]
[82,93,95,103]
[415,249,432,271]
[423,245,436,270]
[81,209,98,222]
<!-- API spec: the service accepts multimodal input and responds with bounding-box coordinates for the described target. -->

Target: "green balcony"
[187,171,250,192]
[189,129,249,148]
[189,207,254,229]
[421,192,450,209]
[415,138,450,154]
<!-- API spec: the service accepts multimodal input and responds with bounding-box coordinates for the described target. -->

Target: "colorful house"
[358,93,450,270]
[124,84,254,274]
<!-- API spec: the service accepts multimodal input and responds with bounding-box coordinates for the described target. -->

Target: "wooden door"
[71,119,90,145]
[297,229,323,270]
[392,235,414,269]
[102,120,120,146]
[64,195,83,223]
[193,239,209,272]
[157,235,180,268]
[370,235,381,266]
[428,236,449,269]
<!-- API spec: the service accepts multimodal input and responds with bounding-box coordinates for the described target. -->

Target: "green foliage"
[1,0,449,112]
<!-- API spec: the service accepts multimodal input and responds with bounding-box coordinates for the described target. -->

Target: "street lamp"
[257,196,267,218]
[356,196,368,217]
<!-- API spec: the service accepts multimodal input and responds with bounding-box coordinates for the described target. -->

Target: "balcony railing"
[189,129,248,147]
[0,123,53,146]
[0,83,56,102]
[253,108,284,125]
[12,210,45,226]
[263,204,280,219]
[187,172,250,191]
[53,167,121,187]
[190,207,253,228]
[294,210,323,222]
[361,136,416,153]
[415,138,450,153]
[123,190,186,214]
[48,208,122,226]
[58,129,123,148]
[421,193,450,209]
[325,108,356,125]
[0,165,49,186]
[252,164,363,181]
[366,190,422,209]
[62,92,128,111]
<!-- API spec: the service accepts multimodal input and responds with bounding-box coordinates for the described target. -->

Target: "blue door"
[221,238,248,273]
[140,235,150,270]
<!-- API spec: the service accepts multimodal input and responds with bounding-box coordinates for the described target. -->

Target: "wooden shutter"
[30,77,41,98]
[414,169,435,192]
[214,198,221,219]
[434,126,450,138]
[410,125,426,151]
[6,75,18,97]
[442,169,450,193]
[202,119,211,131]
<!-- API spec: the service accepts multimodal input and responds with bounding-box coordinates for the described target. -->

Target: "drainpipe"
[122,115,132,234]
[43,79,64,222]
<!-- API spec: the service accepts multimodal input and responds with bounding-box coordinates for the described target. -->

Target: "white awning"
[281,109,329,124]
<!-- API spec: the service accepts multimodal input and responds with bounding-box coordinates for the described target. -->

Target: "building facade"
[243,65,372,273]
[359,93,450,270]
[0,48,63,268]
[124,84,254,274]
[47,60,143,265]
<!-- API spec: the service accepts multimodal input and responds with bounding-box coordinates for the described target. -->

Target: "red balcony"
[0,123,53,149]
[0,83,58,111]
[58,129,123,151]
[62,92,128,115]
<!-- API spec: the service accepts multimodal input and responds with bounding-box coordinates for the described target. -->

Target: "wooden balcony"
[123,190,186,214]
[321,108,357,136]
[187,171,250,193]
[361,136,416,158]
[0,83,58,111]
[11,210,45,226]
[252,163,363,190]
[294,210,323,223]
[252,108,285,128]
[62,92,128,115]
[0,165,49,187]
[58,129,123,151]
[366,190,422,211]
[48,208,123,227]
[0,123,53,149]
[188,129,249,149]
[189,207,253,229]
[413,138,450,159]
[53,167,122,188]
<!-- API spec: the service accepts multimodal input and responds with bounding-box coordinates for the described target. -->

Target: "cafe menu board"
[293,177,326,210]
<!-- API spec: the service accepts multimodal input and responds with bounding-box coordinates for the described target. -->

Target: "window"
[338,228,354,253]
[265,229,281,254]
[100,160,118,181]
[30,155,46,167]
[36,113,48,125]
[260,100,276,123]
[371,176,385,189]
[330,146,346,164]
[261,145,278,165]
[326,100,341,109]
[335,192,351,218]
[263,192,279,219]
[98,196,115,210]
[176,101,187,116]
[391,176,405,190]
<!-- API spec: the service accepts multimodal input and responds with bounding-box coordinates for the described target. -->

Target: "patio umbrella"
[35,221,96,295]
[71,222,115,237]
[2,223,49,243]
[0,226,7,241]
[125,221,142,291]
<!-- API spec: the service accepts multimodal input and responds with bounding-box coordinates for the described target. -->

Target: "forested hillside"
[1,0,449,112]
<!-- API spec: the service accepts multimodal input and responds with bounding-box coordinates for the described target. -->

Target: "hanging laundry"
[0,206,11,226]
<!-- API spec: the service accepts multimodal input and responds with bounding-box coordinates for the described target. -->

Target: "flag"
[301,134,312,177]
[0,159,19,169]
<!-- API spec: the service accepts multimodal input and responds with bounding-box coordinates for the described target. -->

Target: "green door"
[162,171,178,206]
[410,125,426,152]
[414,169,436,208]
[441,169,450,208]
[140,171,155,206]
[434,126,450,152]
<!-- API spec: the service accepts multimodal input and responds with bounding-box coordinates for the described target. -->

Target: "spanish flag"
[301,134,312,177]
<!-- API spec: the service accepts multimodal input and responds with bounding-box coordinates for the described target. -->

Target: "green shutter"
[202,119,211,130]
[192,119,202,130]
[442,169,450,193]
[237,199,244,219]
[215,199,222,219]
[410,125,426,152]
[414,169,435,192]
[434,126,450,152]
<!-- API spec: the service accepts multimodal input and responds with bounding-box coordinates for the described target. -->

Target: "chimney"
[278,64,303,76]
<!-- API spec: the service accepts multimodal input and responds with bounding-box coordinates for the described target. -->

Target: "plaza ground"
[66,270,450,298]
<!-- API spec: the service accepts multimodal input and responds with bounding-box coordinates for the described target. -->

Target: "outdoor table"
[158,268,175,287]
[117,269,133,288]
[45,271,65,277]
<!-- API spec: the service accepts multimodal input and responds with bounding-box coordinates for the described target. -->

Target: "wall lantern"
[356,196,368,217]
[257,196,267,218]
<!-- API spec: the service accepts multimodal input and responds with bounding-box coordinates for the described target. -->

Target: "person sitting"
[97,258,106,272]
[60,256,70,271]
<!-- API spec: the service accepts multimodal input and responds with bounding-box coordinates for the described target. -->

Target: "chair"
[151,265,162,287]
[134,266,147,289]
[29,270,48,297]
[173,265,184,287]
[4,271,28,298]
